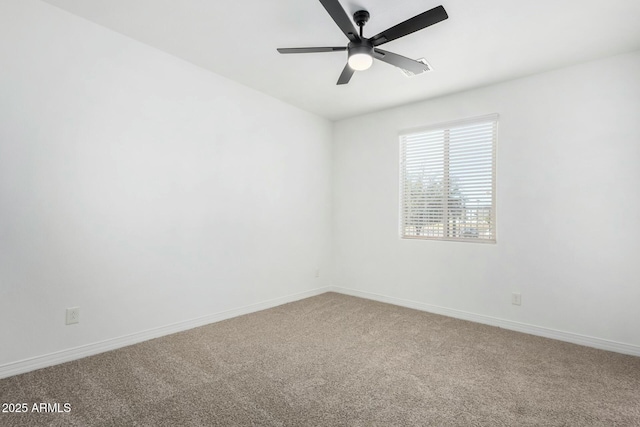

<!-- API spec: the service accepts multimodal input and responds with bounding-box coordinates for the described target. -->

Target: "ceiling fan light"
[348,53,373,71]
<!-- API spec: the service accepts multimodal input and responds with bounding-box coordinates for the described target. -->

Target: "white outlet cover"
[66,307,80,325]
[511,293,522,306]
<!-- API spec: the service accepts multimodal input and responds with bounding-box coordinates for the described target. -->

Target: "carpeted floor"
[1,292,639,426]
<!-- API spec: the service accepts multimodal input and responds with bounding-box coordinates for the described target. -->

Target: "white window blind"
[400,114,497,242]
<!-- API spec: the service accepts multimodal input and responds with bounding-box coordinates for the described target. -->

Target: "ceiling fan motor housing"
[348,39,373,56]
[347,38,374,70]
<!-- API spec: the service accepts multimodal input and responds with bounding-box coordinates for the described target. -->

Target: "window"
[400,114,497,242]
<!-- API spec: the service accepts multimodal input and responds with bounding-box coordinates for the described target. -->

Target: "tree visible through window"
[400,114,497,242]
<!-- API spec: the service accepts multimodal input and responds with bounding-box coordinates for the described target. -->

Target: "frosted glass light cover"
[348,53,373,71]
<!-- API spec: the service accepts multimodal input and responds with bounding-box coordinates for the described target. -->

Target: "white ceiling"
[41,0,640,121]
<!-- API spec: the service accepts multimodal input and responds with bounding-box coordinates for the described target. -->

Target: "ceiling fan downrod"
[353,10,370,38]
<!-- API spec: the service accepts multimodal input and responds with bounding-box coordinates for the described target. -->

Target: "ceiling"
[41,0,640,121]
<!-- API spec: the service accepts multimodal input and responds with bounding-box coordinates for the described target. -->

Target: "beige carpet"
[1,292,639,426]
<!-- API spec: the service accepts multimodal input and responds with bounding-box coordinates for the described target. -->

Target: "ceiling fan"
[277,0,448,85]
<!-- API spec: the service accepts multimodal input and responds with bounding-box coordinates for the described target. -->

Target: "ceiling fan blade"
[373,49,430,74]
[337,64,355,85]
[277,47,347,54]
[319,0,361,43]
[370,5,448,46]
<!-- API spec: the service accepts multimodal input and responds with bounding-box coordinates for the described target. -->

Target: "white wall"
[333,51,640,348]
[0,0,332,367]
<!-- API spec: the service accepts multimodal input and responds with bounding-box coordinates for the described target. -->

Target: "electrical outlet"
[511,293,522,306]
[315,268,320,278]
[66,307,80,325]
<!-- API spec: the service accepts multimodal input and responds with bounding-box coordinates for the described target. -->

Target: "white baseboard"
[0,286,332,379]
[3,285,637,379]
[329,286,640,357]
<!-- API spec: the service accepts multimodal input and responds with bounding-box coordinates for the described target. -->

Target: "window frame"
[399,114,498,243]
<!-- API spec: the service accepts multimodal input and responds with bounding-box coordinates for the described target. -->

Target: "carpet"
[1,292,639,426]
